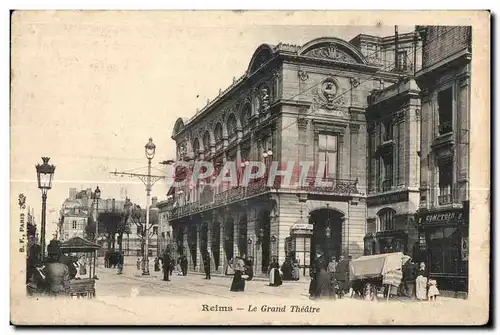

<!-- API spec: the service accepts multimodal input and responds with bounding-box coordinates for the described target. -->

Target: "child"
[427,279,440,302]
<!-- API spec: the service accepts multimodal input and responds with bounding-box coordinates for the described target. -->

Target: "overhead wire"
[276,26,459,134]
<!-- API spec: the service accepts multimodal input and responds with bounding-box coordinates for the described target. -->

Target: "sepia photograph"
[9,10,490,325]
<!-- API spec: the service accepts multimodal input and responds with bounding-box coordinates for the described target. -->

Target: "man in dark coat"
[163,251,171,281]
[335,255,350,298]
[180,255,188,276]
[203,252,211,280]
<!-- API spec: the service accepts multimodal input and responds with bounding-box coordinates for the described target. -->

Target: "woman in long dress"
[311,262,334,300]
[268,257,283,287]
[415,262,428,301]
[230,256,246,292]
[291,259,300,281]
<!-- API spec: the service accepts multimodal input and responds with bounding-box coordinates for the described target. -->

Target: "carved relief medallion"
[313,77,346,111]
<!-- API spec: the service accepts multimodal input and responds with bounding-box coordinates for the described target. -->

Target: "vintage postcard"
[10,10,490,325]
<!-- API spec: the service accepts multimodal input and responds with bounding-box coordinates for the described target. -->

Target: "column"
[398,111,406,187]
[233,213,239,258]
[219,218,226,275]
[207,220,216,272]
[183,225,191,270]
[456,73,470,202]
[419,89,432,208]
[342,216,349,256]
[339,133,346,180]
[196,225,201,272]
[246,210,257,276]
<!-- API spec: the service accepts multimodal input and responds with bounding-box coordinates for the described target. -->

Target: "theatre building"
[163,33,419,277]
[415,26,471,295]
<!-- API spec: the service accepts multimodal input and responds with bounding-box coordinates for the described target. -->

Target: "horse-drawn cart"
[60,237,101,299]
[349,252,411,301]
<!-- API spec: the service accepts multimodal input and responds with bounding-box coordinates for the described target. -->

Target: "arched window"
[378,208,396,231]
[240,104,251,127]
[214,123,223,143]
[227,114,237,139]
[192,138,200,157]
[203,131,211,153]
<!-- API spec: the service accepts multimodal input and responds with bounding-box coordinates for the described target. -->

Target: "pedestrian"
[169,256,175,276]
[402,258,417,299]
[245,256,254,281]
[163,250,171,281]
[180,255,188,276]
[203,252,211,280]
[136,258,141,270]
[335,255,349,298]
[117,252,124,275]
[230,256,246,292]
[225,257,235,276]
[416,262,428,301]
[42,240,71,296]
[291,257,300,281]
[427,279,440,302]
[154,257,160,272]
[311,261,334,300]
[268,257,283,287]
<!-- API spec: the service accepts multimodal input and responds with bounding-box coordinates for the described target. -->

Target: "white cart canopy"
[349,252,411,280]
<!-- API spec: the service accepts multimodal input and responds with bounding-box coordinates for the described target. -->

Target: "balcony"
[168,177,359,220]
[438,194,452,206]
[382,179,393,192]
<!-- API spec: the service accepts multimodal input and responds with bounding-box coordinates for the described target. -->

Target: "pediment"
[303,44,357,63]
[299,37,367,65]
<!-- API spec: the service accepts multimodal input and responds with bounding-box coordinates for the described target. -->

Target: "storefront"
[416,204,469,294]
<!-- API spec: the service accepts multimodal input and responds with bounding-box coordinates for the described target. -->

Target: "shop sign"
[419,209,465,225]
[367,191,409,207]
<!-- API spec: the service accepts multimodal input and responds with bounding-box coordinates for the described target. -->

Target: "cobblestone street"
[95,264,311,300]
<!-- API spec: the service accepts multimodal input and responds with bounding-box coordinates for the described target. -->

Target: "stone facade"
[415,26,471,294]
[365,78,421,258]
[163,33,421,277]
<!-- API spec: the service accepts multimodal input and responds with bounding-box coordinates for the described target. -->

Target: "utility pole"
[110,138,165,275]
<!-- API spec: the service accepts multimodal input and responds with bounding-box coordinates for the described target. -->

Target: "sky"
[10,11,413,243]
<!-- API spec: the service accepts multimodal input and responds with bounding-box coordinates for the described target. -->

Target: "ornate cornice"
[349,123,361,133]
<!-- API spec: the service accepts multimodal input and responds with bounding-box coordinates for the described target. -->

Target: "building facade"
[59,188,91,241]
[415,26,471,294]
[364,78,421,259]
[163,32,421,276]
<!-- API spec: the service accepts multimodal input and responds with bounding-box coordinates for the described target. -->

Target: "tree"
[127,203,159,256]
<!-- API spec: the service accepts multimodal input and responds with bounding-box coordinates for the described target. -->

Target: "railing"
[438,121,453,135]
[168,177,359,220]
[438,194,452,205]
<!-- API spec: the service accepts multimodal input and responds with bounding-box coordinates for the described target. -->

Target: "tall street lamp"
[35,157,55,260]
[93,186,101,242]
[143,138,156,275]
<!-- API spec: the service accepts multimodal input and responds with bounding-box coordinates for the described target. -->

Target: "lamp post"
[93,186,101,242]
[35,157,56,260]
[143,137,156,276]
